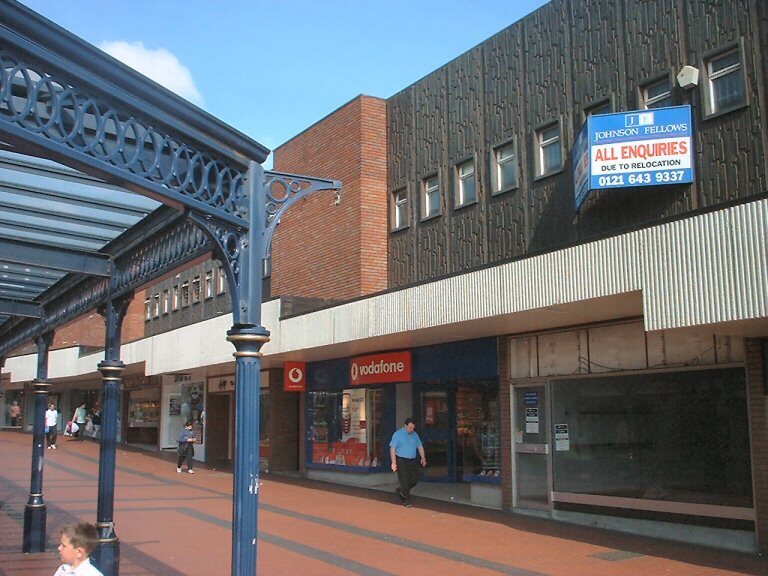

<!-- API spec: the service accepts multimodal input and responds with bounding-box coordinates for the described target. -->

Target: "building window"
[422,175,441,219]
[204,271,213,299]
[172,285,179,310]
[391,188,408,230]
[641,77,673,109]
[144,298,151,321]
[181,282,190,308]
[162,289,170,315]
[705,47,746,116]
[584,99,612,117]
[152,294,160,318]
[192,276,201,303]
[455,159,476,207]
[492,142,517,194]
[217,266,227,294]
[263,256,271,279]
[536,123,563,177]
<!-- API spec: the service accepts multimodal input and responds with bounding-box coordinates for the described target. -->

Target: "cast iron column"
[23,331,54,552]
[227,326,269,575]
[90,294,132,576]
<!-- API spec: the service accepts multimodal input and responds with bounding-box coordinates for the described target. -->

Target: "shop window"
[391,188,408,231]
[704,47,746,117]
[492,141,517,194]
[204,270,213,299]
[535,122,563,178]
[172,285,179,311]
[455,159,476,207]
[422,175,441,219]
[308,388,385,468]
[456,384,500,480]
[217,266,227,294]
[641,76,673,109]
[550,368,751,510]
[180,282,190,307]
[191,276,201,303]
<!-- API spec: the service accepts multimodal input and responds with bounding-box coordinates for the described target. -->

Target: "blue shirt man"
[389,417,426,507]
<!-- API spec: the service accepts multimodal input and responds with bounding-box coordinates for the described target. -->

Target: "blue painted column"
[90,294,131,576]
[23,331,54,553]
[227,326,270,575]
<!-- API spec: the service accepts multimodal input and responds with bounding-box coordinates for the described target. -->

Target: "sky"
[19,0,550,166]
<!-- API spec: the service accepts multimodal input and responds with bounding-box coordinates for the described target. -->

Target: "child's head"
[58,522,98,567]
[185,420,193,429]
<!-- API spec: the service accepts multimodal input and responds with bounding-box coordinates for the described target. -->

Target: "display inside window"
[308,388,383,468]
[457,384,500,481]
[128,389,159,428]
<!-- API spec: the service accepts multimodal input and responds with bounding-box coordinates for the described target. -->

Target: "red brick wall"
[271,95,388,300]
[746,339,767,554]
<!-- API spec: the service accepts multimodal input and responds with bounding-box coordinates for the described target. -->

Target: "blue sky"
[20,1,549,165]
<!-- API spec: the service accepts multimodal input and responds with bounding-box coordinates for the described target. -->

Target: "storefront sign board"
[349,351,411,385]
[284,361,306,391]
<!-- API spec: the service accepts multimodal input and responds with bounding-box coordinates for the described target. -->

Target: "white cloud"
[99,40,204,107]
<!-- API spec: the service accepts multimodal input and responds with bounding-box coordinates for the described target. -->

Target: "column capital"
[227,325,270,358]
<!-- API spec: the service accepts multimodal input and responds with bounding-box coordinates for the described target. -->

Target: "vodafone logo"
[288,366,304,383]
[350,351,411,385]
[283,361,306,392]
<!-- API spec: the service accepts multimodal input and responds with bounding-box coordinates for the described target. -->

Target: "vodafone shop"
[302,338,499,484]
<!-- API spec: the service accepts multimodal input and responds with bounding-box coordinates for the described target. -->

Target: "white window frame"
[192,276,201,303]
[492,142,517,194]
[422,175,441,219]
[536,123,563,178]
[172,285,179,310]
[204,270,214,299]
[455,159,476,207]
[152,294,160,318]
[144,298,151,321]
[217,266,227,294]
[391,188,408,230]
[641,76,673,109]
[704,46,746,117]
[162,289,170,315]
[181,282,190,308]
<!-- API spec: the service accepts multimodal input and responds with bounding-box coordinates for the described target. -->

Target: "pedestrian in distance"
[53,521,104,576]
[45,402,58,449]
[71,402,87,441]
[389,417,426,508]
[9,400,21,426]
[176,420,196,474]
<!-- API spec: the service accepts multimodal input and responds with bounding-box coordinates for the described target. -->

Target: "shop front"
[160,373,206,461]
[123,375,160,447]
[506,322,755,549]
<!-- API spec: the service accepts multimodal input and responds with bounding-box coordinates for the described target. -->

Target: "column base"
[22,504,46,553]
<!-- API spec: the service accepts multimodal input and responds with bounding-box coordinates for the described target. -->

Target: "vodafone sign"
[283,361,306,392]
[350,351,411,386]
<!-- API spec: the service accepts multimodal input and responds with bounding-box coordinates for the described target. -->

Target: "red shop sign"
[283,361,306,392]
[350,351,411,385]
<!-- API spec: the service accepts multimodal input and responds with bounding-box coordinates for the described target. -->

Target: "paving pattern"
[0,430,765,576]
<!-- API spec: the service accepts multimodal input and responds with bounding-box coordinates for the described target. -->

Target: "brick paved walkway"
[0,430,765,576]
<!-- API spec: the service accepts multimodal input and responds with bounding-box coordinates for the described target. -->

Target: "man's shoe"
[52,445,56,449]
[47,445,52,449]
[396,488,406,502]
[188,469,195,474]
[403,502,413,508]
[176,468,182,473]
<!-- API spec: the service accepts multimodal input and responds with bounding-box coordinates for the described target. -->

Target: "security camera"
[677,66,699,90]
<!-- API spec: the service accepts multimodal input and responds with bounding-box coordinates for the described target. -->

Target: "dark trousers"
[396,456,420,503]
[46,426,57,447]
[177,444,194,470]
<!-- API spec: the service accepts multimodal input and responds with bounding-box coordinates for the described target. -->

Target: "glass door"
[512,384,551,510]
[418,388,455,482]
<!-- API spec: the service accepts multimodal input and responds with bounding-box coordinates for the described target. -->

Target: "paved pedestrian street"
[0,431,765,576]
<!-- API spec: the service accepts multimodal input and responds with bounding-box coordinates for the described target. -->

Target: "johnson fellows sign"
[574,105,694,211]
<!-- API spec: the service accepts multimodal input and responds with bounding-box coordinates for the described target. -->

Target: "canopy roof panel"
[0,148,160,330]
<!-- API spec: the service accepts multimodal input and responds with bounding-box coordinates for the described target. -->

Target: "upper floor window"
[422,175,441,219]
[391,188,408,230]
[152,294,160,318]
[642,77,673,109]
[263,256,271,279]
[172,285,179,311]
[217,266,227,294]
[192,276,201,303]
[144,298,151,321]
[455,159,476,207]
[162,289,170,315]
[204,271,214,299]
[704,47,746,116]
[585,99,612,117]
[181,282,190,307]
[536,123,563,178]
[492,142,517,194]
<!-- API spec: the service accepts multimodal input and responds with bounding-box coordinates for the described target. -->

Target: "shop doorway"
[512,383,551,510]
[206,392,233,464]
[415,382,500,483]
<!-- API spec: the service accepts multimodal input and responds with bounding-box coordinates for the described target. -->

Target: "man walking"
[389,417,426,508]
